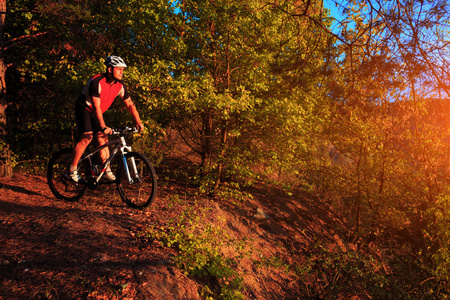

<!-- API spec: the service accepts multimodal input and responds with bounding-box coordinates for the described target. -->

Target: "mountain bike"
[47,127,157,209]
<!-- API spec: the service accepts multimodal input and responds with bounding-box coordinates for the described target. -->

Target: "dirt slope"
[0,171,345,299]
[0,173,202,299]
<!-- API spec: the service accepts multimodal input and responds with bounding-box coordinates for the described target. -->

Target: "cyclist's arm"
[92,96,108,130]
[123,97,144,131]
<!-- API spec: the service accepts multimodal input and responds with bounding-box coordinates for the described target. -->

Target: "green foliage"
[141,201,249,299]
[214,182,253,204]
[426,192,450,284]
[14,158,47,175]
[295,241,448,299]
[135,0,332,192]
[6,0,330,192]
[0,140,18,168]
[6,1,109,159]
[255,255,291,274]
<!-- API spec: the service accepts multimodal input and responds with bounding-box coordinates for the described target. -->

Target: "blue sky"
[323,0,346,22]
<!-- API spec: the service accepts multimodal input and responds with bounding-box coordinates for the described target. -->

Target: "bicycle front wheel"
[116,152,157,209]
[47,148,87,201]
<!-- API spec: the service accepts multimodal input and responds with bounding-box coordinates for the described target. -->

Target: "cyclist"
[68,55,144,182]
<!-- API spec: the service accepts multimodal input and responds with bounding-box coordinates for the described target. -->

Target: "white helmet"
[104,56,127,68]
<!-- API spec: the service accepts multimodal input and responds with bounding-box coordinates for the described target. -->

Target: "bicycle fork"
[120,137,140,184]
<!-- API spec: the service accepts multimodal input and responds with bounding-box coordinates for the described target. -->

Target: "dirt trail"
[0,173,200,299]
[0,171,344,299]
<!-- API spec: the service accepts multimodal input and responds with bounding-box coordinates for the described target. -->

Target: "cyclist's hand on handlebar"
[136,123,145,132]
[102,127,112,135]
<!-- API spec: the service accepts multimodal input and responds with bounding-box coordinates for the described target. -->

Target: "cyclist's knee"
[80,132,94,143]
[96,133,108,145]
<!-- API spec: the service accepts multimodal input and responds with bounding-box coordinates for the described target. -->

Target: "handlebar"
[110,127,139,135]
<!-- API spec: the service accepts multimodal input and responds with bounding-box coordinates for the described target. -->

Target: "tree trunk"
[0,0,12,178]
[211,124,227,195]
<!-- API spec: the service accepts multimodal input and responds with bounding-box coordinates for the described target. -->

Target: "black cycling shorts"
[75,96,102,134]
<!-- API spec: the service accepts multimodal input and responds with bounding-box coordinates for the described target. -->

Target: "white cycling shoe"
[67,168,81,183]
[103,170,116,181]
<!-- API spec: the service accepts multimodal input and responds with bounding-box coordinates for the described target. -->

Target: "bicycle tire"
[116,152,157,209]
[47,148,87,201]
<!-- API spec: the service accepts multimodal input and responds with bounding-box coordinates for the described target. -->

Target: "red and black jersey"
[78,73,130,113]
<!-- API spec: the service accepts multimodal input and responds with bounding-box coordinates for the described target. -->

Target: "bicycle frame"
[47,126,157,207]
[78,134,137,185]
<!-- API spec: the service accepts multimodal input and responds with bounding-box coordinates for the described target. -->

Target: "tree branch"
[4,31,49,50]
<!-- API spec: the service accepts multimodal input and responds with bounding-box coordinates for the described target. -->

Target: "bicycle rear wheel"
[116,152,157,209]
[47,148,87,201]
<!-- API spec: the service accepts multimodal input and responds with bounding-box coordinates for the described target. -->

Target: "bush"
[139,200,249,300]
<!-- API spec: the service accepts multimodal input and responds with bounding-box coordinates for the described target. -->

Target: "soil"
[0,164,345,299]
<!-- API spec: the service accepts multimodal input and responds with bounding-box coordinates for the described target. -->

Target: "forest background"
[2,0,450,298]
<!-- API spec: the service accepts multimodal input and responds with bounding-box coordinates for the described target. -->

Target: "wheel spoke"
[116,152,157,209]
[47,148,87,201]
